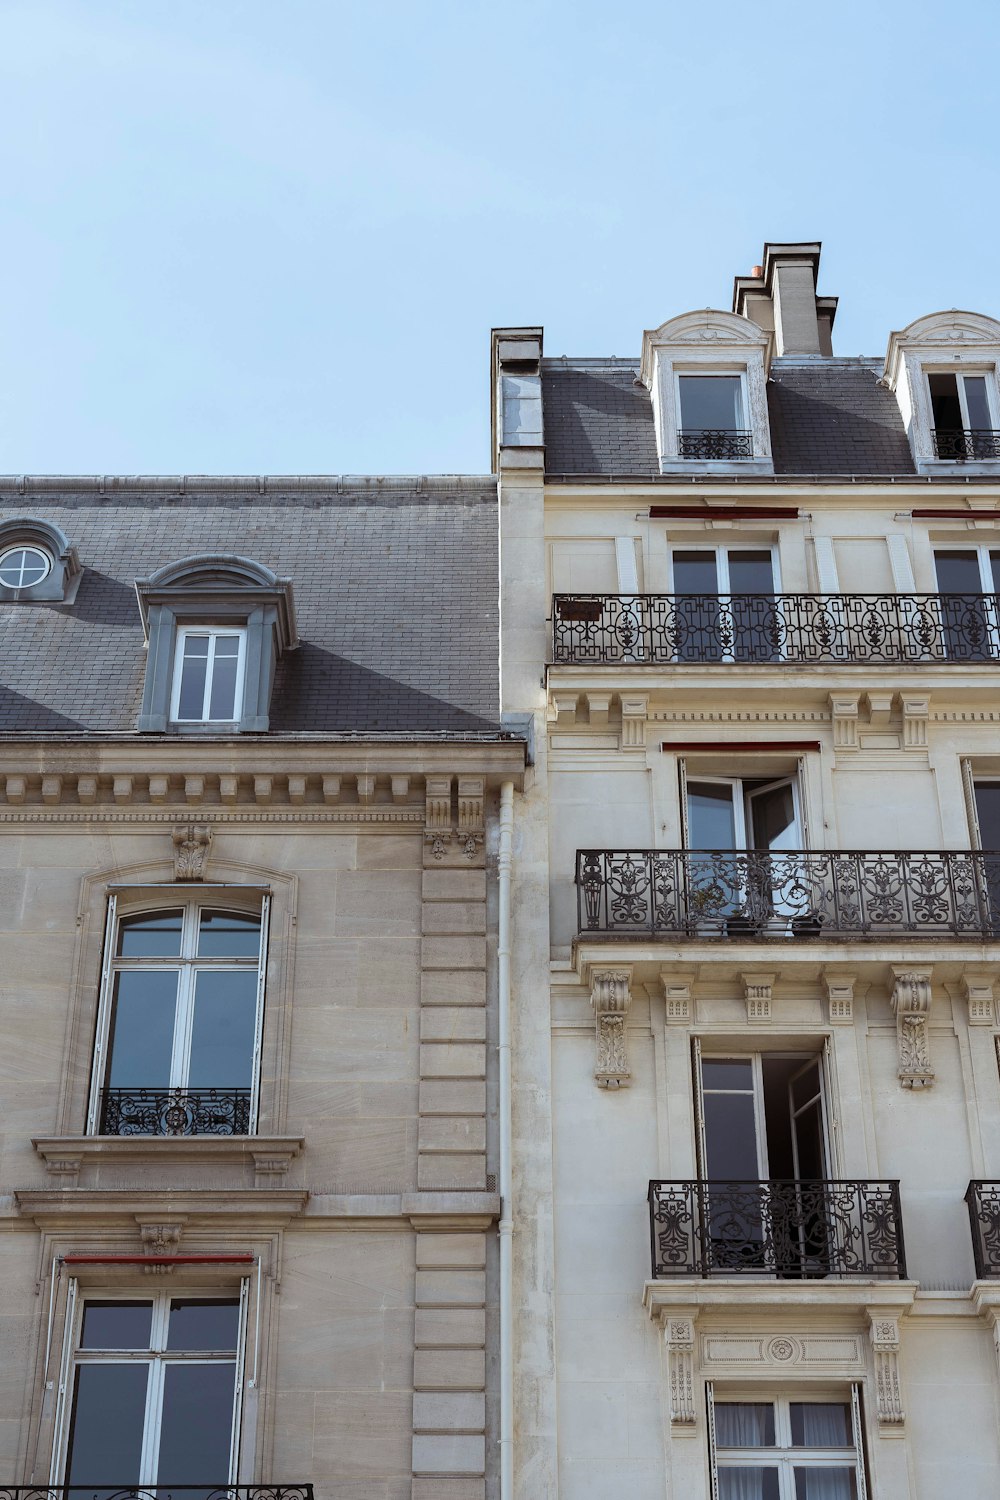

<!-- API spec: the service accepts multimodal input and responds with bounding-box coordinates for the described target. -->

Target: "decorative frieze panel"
[701,1333,863,1368]
[889,967,934,1088]
[590,967,633,1087]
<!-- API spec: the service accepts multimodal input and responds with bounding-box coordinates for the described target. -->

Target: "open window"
[55,1289,248,1495]
[928,371,999,459]
[708,1388,867,1500]
[676,374,752,459]
[87,898,269,1137]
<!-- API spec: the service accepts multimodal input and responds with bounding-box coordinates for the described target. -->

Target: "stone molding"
[661,970,695,1024]
[424,775,486,866]
[590,967,633,1087]
[889,967,935,1088]
[173,821,212,879]
[32,1134,305,1187]
[962,972,996,1026]
[823,970,856,1024]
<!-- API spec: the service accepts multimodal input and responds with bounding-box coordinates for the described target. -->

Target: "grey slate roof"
[0,480,501,737]
[541,357,917,477]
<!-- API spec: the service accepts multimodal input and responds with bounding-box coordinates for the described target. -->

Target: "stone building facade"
[497,244,1000,1498]
[0,477,524,1500]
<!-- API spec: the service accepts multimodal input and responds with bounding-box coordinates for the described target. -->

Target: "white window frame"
[0,543,52,588]
[681,772,804,854]
[170,625,247,724]
[707,1385,868,1500]
[694,1046,832,1181]
[933,542,1000,598]
[667,544,783,664]
[674,369,750,449]
[926,367,1000,432]
[86,896,270,1136]
[52,1286,250,1488]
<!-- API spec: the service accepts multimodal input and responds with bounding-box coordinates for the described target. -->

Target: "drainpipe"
[497,780,515,1499]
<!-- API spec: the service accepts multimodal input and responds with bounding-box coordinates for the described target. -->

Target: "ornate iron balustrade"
[648,1179,906,1279]
[934,428,1000,460]
[965,1181,1000,1278]
[552,591,1000,664]
[0,1489,312,1500]
[677,429,754,459]
[100,1087,252,1136]
[577,849,1000,940]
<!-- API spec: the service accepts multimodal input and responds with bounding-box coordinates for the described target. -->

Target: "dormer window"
[0,544,51,589]
[884,311,1000,473]
[171,627,247,724]
[677,374,752,459]
[927,371,1000,459]
[0,517,81,602]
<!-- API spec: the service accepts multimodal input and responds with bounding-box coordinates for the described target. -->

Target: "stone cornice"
[33,1135,304,1184]
[643,1279,918,1322]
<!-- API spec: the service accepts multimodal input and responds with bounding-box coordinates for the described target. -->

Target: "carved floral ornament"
[889,968,934,1089]
[172,822,212,880]
[590,967,633,1088]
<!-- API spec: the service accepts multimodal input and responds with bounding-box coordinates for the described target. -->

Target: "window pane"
[66,1363,149,1488]
[167,1298,241,1351]
[0,546,49,586]
[673,550,720,594]
[793,1467,857,1499]
[963,375,992,430]
[790,1402,853,1447]
[679,375,743,431]
[187,970,258,1088]
[749,782,797,852]
[80,1301,153,1350]
[106,971,179,1088]
[117,909,184,958]
[928,371,961,428]
[934,550,983,593]
[727,551,774,595]
[715,1402,776,1446]
[975,784,1000,849]
[208,636,240,720]
[719,1470,780,1500]
[177,635,210,719]
[688,782,737,850]
[157,1362,237,1485]
[702,1058,754,1091]
[198,909,262,958]
[703,1091,760,1178]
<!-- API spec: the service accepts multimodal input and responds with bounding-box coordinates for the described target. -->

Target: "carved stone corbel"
[172,823,212,881]
[963,972,996,1026]
[590,967,633,1088]
[664,1315,697,1430]
[661,969,694,1024]
[742,972,775,1024]
[829,694,859,750]
[823,970,856,1025]
[137,1217,186,1275]
[457,777,485,861]
[901,693,930,749]
[620,694,649,751]
[889,967,934,1088]
[867,1312,905,1430]
[424,775,454,862]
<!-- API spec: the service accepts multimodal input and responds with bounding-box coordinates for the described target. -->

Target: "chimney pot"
[751,265,763,278]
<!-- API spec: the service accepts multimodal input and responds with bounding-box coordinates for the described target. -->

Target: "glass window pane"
[674,550,721,594]
[80,1301,153,1350]
[167,1298,241,1351]
[117,909,184,958]
[934,550,983,593]
[187,970,258,1088]
[727,551,775,595]
[702,1058,754,1091]
[703,1092,760,1177]
[208,637,240,720]
[790,1402,853,1447]
[715,1402,776,1446]
[719,1470,780,1500]
[928,371,961,428]
[975,784,1000,849]
[177,635,210,719]
[688,782,737,850]
[0,546,49,586]
[66,1363,149,1488]
[106,971,179,1088]
[963,375,992,430]
[679,375,744,431]
[198,909,262,958]
[794,1467,857,1499]
[157,1362,236,1484]
[749,782,797,852]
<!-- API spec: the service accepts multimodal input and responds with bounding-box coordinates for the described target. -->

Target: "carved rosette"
[665,1317,697,1430]
[868,1313,905,1429]
[889,968,934,1088]
[590,968,633,1088]
[172,823,212,880]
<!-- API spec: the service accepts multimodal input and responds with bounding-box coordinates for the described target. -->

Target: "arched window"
[0,516,81,601]
[87,897,269,1136]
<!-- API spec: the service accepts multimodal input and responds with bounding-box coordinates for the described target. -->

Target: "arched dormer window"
[135,554,297,733]
[639,310,775,475]
[0,516,81,603]
[884,311,1000,473]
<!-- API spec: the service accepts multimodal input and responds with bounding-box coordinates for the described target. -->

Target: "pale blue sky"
[2,0,998,475]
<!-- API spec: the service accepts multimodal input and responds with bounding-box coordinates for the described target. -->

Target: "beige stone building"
[497,243,1000,1498]
[0,479,524,1499]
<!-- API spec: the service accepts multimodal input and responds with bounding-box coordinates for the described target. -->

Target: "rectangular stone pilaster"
[412,1231,487,1499]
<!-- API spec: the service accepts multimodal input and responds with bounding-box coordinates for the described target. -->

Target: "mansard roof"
[0,477,501,737]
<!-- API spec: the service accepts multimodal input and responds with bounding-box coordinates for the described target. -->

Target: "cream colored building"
[497,243,1000,1498]
[0,480,525,1500]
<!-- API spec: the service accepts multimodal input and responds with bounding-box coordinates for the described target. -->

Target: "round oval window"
[0,545,51,588]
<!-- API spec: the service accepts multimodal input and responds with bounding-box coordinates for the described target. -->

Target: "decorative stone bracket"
[590,967,633,1088]
[424,775,485,866]
[172,822,212,880]
[889,967,934,1088]
[963,972,996,1026]
[742,971,775,1024]
[664,1315,697,1430]
[867,1311,905,1430]
[823,970,856,1025]
[137,1216,186,1275]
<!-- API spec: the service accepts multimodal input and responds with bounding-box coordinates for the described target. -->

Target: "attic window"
[0,545,51,589]
[677,375,753,459]
[0,518,82,602]
[928,371,1000,459]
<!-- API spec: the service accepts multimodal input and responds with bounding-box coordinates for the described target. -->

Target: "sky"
[1,0,999,476]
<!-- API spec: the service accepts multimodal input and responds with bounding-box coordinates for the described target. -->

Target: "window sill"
[915,457,1000,478]
[32,1133,304,1185]
[658,457,775,477]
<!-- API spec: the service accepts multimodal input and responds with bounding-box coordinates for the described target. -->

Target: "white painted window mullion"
[249,895,270,1132]
[705,1379,719,1500]
[851,1382,870,1500]
[86,895,118,1134]
[49,1276,78,1481]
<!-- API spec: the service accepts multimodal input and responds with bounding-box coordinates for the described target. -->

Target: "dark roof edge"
[544,473,1000,485]
[0,730,525,745]
[0,474,496,498]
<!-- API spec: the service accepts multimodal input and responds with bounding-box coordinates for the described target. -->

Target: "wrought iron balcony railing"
[100,1087,252,1136]
[677,429,754,459]
[934,428,1000,460]
[0,1489,313,1500]
[577,849,1000,940]
[965,1181,1000,1278]
[648,1179,906,1280]
[552,591,1000,664]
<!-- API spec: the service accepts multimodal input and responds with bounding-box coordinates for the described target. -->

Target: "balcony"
[934,428,1000,460]
[966,1182,1000,1278]
[552,592,1000,665]
[0,1489,313,1500]
[100,1087,251,1136]
[577,849,1000,940]
[677,429,754,460]
[648,1179,906,1280]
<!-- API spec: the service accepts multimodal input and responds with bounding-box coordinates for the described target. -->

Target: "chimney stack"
[733,242,837,356]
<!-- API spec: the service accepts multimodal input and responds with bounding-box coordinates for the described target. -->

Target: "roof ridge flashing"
[540,357,640,370]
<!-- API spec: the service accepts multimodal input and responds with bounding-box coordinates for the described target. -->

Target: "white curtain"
[715,1403,774,1447]
[792,1403,852,1447]
[718,1469,779,1500]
